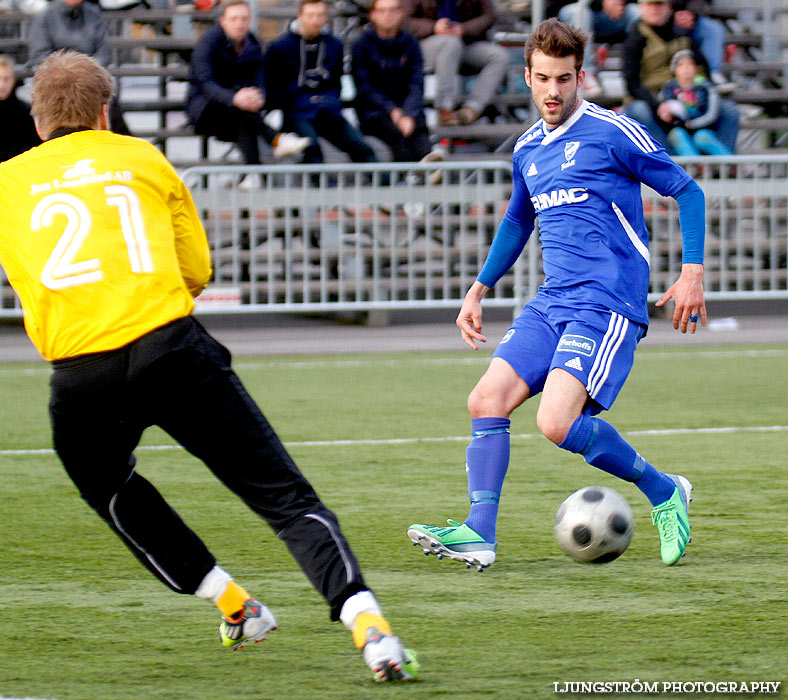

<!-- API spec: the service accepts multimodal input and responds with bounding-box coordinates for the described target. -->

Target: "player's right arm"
[170,174,212,298]
[456,157,536,349]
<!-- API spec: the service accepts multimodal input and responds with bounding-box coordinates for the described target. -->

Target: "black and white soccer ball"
[555,486,634,563]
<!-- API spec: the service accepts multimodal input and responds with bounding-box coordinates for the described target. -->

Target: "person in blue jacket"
[351,0,442,164]
[263,0,377,165]
[186,0,309,172]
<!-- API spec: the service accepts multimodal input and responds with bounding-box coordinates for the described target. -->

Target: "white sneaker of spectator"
[238,173,263,191]
[710,71,737,95]
[273,133,311,159]
[420,147,446,186]
[580,72,603,100]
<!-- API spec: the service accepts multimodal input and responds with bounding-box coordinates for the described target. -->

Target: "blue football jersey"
[503,100,693,325]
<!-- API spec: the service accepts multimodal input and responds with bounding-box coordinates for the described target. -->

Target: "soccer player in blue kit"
[407,18,706,569]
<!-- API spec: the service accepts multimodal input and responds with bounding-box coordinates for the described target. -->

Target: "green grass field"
[1,344,787,700]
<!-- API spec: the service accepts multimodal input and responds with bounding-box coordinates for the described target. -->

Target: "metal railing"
[181,161,528,314]
[1,157,787,319]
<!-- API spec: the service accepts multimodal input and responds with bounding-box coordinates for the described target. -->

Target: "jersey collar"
[540,99,589,145]
[47,126,93,141]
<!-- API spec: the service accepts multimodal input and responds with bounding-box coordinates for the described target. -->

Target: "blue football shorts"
[492,293,646,414]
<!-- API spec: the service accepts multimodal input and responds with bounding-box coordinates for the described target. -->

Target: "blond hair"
[31,50,114,138]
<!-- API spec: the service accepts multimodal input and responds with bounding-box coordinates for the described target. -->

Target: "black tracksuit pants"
[49,317,367,620]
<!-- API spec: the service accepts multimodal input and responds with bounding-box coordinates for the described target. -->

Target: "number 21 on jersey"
[31,185,153,290]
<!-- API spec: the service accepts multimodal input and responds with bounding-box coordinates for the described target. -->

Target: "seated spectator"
[0,56,41,162]
[28,0,130,135]
[351,0,445,167]
[264,0,378,165]
[672,0,736,94]
[622,0,738,154]
[401,0,509,125]
[658,49,732,155]
[186,0,310,184]
[558,0,641,98]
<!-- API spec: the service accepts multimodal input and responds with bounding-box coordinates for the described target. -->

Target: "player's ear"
[33,116,48,141]
[98,103,110,131]
[524,66,531,88]
[577,68,585,89]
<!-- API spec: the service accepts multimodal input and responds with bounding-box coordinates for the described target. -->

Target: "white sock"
[194,566,233,603]
[339,590,382,630]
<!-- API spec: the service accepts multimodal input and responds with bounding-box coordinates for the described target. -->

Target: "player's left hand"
[655,263,707,334]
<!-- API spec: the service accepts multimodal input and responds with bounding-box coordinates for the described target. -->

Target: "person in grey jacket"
[29,0,129,133]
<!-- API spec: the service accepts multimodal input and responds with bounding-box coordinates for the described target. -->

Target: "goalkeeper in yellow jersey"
[0,50,416,683]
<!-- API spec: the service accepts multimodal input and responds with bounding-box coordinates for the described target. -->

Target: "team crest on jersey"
[526,162,538,177]
[557,334,596,357]
[561,141,580,170]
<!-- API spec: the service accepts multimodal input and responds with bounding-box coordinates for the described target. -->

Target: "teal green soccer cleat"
[651,475,693,565]
[407,519,496,572]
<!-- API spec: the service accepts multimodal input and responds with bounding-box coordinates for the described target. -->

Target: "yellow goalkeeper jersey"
[0,130,212,361]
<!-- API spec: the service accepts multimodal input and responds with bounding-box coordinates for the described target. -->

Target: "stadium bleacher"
[0,1,786,164]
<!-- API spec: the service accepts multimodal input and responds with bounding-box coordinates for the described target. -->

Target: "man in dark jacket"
[401,0,509,125]
[352,0,443,164]
[0,55,40,162]
[186,0,309,174]
[263,0,377,165]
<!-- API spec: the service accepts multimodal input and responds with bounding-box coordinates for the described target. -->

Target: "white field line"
[2,425,787,457]
[1,347,788,377]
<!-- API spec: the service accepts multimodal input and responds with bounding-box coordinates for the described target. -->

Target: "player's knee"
[467,383,504,417]
[536,409,571,445]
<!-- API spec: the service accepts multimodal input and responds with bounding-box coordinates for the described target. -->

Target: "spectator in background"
[622,0,738,153]
[672,0,736,94]
[0,56,40,162]
[28,0,131,134]
[264,0,378,165]
[658,49,732,155]
[352,0,445,167]
[558,0,641,98]
[186,0,310,188]
[401,0,509,125]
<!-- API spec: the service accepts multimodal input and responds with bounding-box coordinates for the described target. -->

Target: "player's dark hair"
[31,50,113,139]
[524,17,588,73]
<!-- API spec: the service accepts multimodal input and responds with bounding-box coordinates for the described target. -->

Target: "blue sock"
[463,417,510,543]
[558,414,675,506]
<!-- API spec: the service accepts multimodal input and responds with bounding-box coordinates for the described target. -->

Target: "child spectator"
[658,49,732,155]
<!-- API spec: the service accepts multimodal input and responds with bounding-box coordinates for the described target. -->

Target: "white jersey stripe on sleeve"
[585,104,657,151]
[585,105,658,153]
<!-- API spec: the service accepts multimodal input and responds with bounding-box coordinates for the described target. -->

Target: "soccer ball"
[554,486,634,563]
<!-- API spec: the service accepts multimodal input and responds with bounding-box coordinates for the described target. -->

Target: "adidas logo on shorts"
[564,357,583,371]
